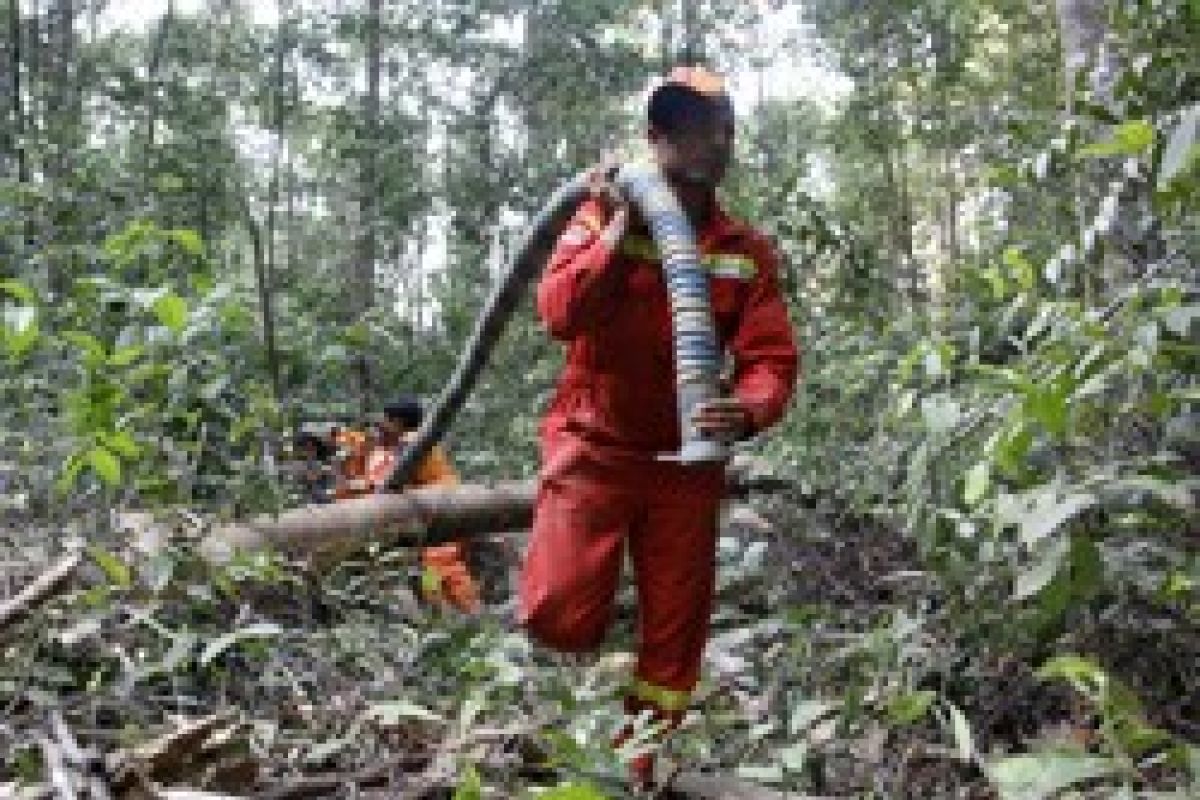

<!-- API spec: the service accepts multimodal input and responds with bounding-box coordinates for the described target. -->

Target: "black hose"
[379,163,726,492]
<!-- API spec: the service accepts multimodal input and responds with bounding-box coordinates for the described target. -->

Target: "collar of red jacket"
[697,200,752,250]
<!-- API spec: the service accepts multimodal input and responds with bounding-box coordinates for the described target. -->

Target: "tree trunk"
[1053,0,1116,106]
[242,194,281,402]
[1053,0,1120,304]
[261,0,290,402]
[209,460,787,565]
[355,0,381,416]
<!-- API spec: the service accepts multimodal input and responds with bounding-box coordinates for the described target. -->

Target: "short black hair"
[383,396,423,429]
[296,431,334,460]
[647,84,734,135]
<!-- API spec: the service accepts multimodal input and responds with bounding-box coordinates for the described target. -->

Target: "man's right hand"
[587,154,630,247]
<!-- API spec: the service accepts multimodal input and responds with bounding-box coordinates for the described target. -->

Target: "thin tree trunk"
[1053,0,1119,304]
[242,194,281,402]
[355,0,381,416]
[262,0,290,402]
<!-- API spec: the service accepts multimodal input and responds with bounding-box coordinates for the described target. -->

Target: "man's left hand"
[690,397,753,442]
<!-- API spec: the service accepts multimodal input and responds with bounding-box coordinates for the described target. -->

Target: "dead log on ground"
[205,461,790,565]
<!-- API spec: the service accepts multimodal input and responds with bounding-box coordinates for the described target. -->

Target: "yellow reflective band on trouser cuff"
[630,678,691,712]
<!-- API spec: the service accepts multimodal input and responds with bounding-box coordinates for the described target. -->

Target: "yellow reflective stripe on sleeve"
[615,241,757,280]
[631,678,691,712]
[702,254,757,279]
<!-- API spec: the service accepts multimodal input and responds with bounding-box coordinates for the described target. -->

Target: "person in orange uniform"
[366,398,482,615]
[517,65,800,789]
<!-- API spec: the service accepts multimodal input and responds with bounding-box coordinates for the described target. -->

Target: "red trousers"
[518,446,723,713]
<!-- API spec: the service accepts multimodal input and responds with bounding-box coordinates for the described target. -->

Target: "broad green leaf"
[86,446,121,486]
[199,623,283,667]
[2,308,38,358]
[964,461,991,506]
[1003,247,1035,290]
[886,690,936,725]
[998,487,1096,547]
[152,293,188,332]
[1015,534,1070,600]
[452,762,482,800]
[88,546,132,588]
[0,279,36,304]
[986,753,1119,800]
[108,345,144,368]
[104,431,141,460]
[169,228,204,256]
[365,700,444,725]
[1080,119,1154,157]
[1158,102,1199,190]
[1037,655,1107,694]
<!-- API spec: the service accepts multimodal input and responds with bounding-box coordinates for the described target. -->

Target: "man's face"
[650,103,735,188]
[380,417,405,438]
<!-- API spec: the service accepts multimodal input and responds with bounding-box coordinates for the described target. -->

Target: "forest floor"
[1,481,1196,799]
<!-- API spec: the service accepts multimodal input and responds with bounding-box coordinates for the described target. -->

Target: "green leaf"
[152,293,188,333]
[57,453,86,494]
[1015,534,1070,601]
[108,345,144,368]
[104,430,141,460]
[537,783,610,800]
[986,753,1119,800]
[1158,103,1199,190]
[86,446,121,486]
[61,331,107,363]
[964,461,991,506]
[886,690,936,725]
[1003,248,1035,290]
[1080,119,1154,158]
[88,546,132,588]
[452,762,482,800]
[2,307,39,358]
[169,228,204,256]
[199,623,283,667]
[1037,655,1107,695]
[0,279,37,304]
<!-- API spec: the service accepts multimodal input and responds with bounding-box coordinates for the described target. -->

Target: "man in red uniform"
[518,65,800,788]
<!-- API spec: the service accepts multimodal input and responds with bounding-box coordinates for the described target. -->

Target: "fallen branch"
[0,550,83,632]
[204,458,791,566]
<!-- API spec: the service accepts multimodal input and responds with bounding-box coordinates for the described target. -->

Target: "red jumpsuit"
[518,198,799,724]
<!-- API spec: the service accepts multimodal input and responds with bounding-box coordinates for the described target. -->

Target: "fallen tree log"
[204,460,790,565]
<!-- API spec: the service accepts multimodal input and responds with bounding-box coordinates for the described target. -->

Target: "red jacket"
[536,198,799,472]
